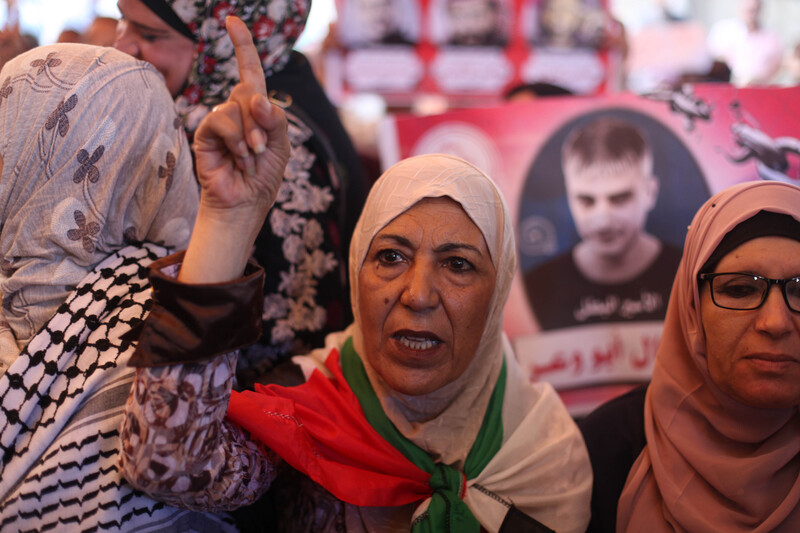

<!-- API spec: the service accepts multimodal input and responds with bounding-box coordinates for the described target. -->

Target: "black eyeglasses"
[698,272,800,312]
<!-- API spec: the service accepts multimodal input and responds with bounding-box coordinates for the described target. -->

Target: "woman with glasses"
[579,180,800,532]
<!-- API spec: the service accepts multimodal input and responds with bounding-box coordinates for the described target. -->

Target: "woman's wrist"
[178,201,266,284]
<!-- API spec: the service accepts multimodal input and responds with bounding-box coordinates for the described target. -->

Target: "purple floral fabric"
[0,43,197,363]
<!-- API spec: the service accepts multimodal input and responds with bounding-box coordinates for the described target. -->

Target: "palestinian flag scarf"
[227,337,505,531]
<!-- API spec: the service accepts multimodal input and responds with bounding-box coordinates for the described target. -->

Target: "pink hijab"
[618,180,800,532]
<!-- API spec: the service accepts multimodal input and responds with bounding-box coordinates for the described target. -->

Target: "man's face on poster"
[564,160,658,260]
[358,0,398,41]
[541,0,584,40]
[448,0,499,45]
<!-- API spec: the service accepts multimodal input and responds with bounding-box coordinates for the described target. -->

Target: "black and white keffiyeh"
[0,244,236,532]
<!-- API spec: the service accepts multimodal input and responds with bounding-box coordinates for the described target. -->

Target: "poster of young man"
[379,84,800,414]
[326,0,621,106]
[522,110,704,332]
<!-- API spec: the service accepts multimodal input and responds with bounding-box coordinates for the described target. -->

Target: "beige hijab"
[618,180,800,532]
[348,153,513,465]
[0,44,197,365]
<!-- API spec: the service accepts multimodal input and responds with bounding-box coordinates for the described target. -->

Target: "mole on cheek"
[384,298,390,304]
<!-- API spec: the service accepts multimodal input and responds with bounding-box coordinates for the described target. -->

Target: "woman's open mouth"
[393,331,443,351]
[398,336,439,350]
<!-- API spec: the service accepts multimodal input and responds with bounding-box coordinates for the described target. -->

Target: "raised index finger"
[226,15,267,96]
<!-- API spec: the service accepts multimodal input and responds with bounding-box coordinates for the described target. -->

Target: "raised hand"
[192,15,290,213]
[179,16,291,284]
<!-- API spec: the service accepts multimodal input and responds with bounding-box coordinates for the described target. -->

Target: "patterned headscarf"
[143,0,309,134]
[0,44,198,363]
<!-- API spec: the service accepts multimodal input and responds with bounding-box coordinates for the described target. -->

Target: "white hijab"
[348,153,514,464]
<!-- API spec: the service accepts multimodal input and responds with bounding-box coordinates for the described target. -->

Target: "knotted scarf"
[228,337,505,532]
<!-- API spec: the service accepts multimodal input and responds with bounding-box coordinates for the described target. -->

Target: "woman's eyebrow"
[435,242,483,256]
[373,233,412,248]
[373,234,484,256]
[130,20,173,35]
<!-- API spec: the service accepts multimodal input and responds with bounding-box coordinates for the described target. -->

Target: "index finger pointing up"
[226,15,267,96]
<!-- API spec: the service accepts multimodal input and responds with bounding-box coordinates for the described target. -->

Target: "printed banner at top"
[326,0,621,107]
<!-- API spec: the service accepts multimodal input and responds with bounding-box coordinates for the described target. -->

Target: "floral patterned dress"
[236,96,353,390]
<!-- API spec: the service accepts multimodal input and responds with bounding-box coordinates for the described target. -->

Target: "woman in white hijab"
[0,18,290,531]
[120,153,592,532]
